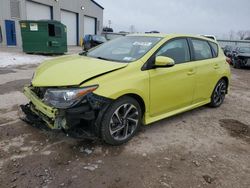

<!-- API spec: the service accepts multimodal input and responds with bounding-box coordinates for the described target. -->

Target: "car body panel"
[32,55,128,87]
[81,60,150,114]
[149,62,196,117]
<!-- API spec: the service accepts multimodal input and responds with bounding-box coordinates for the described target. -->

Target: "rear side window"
[191,39,213,60]
[209,42,219,57]
[156,38,190,64]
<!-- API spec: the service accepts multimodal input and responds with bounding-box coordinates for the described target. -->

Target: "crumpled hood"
[32,55,128,87]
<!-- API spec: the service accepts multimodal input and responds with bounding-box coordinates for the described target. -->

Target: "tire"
[209,79,227,108]
[101,96,142,145]
[232,59,241,69]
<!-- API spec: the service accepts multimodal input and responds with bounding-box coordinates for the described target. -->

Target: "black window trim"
[188,37,218,61]
[142,37,192,70]
[208,41,219,58]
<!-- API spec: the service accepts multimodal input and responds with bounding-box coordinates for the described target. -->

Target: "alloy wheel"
[213,80,227,106]
[109,103,139,141]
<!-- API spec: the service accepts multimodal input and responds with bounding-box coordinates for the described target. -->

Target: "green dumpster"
[20,20,67,54]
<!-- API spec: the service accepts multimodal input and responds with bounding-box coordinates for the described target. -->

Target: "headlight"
[43,85,98,109]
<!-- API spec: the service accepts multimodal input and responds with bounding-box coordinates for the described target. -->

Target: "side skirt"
[144,99,211,125]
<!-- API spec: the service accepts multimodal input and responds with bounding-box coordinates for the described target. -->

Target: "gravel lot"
[0,61,250,188]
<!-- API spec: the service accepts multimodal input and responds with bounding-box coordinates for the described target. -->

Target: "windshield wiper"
[96,56,110,61]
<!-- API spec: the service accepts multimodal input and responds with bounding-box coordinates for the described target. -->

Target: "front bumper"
[21,86,111,137]
[23,86,58,129]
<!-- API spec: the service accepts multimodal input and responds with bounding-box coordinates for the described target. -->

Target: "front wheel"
[209,79,227,108]
[101,96,142,145]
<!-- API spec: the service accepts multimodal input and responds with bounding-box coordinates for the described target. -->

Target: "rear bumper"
[21,86,112,136]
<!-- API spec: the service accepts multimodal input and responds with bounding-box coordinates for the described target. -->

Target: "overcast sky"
[97,0,250,39]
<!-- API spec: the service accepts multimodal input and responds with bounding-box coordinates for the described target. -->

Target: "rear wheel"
[209,79,227,108]
[101,96,142,145]
[232,59,241,69]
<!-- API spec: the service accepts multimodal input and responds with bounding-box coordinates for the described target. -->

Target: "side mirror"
[154,56,175,68]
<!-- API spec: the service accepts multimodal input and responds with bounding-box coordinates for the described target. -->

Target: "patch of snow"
[79,147,93,155]
[83,164,98,171]
[0,51,52,68]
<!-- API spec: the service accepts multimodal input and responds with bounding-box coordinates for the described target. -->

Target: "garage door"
[84,16,96,36]
[26,1,51,20]
[61,10,77,45]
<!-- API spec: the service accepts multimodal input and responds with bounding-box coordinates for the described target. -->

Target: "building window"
[10,0,21,19]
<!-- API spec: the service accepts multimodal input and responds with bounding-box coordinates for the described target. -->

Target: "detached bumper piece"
[20,104,51,131]
[21,86,112,139]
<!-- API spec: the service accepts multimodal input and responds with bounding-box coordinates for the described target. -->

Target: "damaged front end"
[234,53,250,68]
[20,86,112,139]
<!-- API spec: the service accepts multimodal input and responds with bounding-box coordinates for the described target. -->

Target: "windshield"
[87,36,162,62]
[239,47,250,53]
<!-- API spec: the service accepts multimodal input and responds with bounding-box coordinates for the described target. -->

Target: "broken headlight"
[43,85,98,109]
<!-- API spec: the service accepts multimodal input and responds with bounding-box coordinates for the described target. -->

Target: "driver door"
[149,38,196,117]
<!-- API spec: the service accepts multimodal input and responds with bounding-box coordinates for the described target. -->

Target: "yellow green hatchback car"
[21,34,231,145]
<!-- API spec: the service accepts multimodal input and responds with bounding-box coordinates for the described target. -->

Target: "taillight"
[226,57,231,64]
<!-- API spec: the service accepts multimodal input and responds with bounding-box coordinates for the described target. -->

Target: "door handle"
[187,69,195,75]
[214,64,219,69]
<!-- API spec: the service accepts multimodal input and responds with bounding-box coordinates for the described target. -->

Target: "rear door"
[149,38,196,117]
[189,38,220,103]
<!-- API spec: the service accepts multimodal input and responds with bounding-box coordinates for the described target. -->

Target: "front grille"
[33,87,47,99]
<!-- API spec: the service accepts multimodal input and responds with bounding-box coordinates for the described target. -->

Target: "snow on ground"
[0,51,52,68]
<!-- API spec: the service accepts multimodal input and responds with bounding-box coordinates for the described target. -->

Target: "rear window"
[209,42,219,57]
[191,39,213,60]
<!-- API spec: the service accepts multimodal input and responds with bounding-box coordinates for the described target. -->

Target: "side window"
[209,42,219,57]
[156,39,190,64]
[192,39,213,60]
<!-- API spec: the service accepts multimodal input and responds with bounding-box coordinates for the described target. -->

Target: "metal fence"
[217,39,250,48]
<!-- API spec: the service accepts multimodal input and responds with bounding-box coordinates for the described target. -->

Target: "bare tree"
[237,30,247,40]
[229,30,235,40]
[246,30,250,39]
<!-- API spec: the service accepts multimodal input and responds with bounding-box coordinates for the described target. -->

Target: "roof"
[91,0,104,9]
[128,33,218,43]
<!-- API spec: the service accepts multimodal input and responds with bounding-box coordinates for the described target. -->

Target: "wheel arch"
[122,93,146,115]
[221,76,229,93]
